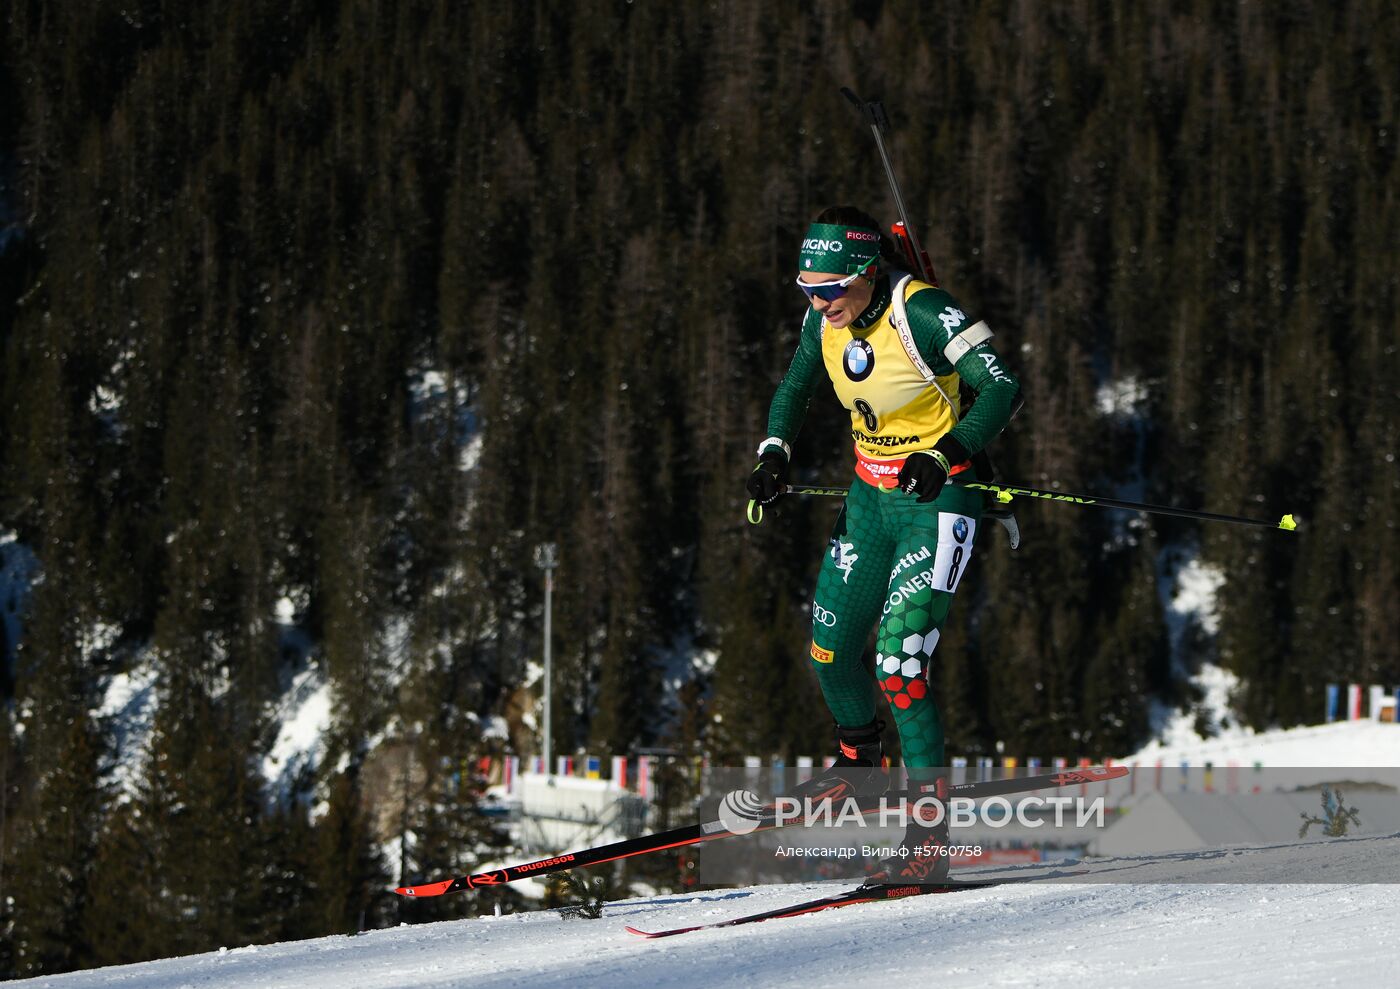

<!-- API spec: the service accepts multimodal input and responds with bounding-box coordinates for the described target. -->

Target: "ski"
[394,784,887,898]
[624,867,1092,938]
[394,765,1127,898]
[624,878,1007,938]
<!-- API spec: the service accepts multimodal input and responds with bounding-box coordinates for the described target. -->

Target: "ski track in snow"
[15,869,1398,988]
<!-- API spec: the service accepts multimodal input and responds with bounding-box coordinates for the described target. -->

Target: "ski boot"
[786,719,888,806]
[895,775,952,883]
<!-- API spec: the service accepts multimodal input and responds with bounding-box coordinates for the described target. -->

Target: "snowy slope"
[1122,718,1400,769]
[15,835,1400,989]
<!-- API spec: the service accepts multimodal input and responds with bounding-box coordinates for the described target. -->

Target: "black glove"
[897,437,969,503]
[746,450,789,505]
[896,452,948,503]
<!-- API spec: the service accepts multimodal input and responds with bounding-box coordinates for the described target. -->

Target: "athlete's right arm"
[758,308,826,463]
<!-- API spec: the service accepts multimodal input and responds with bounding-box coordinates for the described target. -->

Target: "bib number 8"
[929,515,977,595]
[946,546,963,589]
[853,398,878,433]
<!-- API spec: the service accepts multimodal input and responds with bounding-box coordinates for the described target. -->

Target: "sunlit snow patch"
[263,667,333,793]
[1096,375,1148,417]
[100,661,160,801]
[1146,551,1235,749]
[1171,555,1226,636]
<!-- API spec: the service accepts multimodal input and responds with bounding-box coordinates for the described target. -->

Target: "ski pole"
[748,480,1298,532]
[841,87,934,284]
[746,483,1023,547]
[957,480,1298,532]
[746,486,846,525]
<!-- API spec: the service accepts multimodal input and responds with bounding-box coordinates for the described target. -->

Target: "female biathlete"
[746,206,1022,877]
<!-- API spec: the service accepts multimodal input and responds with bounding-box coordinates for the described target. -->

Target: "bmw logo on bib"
[953,517,969,544]
[843,339,875,382]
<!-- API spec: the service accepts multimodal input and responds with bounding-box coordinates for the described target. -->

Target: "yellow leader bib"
[821,276,962,486]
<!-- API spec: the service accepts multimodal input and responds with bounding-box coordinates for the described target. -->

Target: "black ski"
[624,878,1006,938]
[625,867,1091,938]
[395,782,883,898]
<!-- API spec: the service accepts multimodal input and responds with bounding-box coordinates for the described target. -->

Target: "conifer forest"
[0,0,1397,976]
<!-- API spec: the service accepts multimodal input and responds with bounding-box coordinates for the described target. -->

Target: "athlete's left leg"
[874,486,982,784]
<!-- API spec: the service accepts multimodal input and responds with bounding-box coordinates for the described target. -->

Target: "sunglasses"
[794,254,878,303]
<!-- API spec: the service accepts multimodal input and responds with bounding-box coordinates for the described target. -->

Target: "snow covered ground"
[15,833,1399,989]
[1122,716,1400,769]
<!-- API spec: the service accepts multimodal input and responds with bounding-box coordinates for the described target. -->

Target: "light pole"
[534,543,558,777]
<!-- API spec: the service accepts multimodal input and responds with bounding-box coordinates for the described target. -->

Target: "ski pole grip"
[870,101,890,134]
